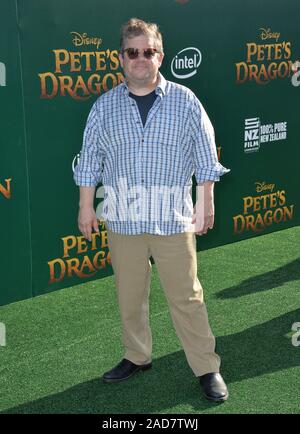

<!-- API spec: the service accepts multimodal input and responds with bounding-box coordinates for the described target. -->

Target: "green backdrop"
[1,0,299,305]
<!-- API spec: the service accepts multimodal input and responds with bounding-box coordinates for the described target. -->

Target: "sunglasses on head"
[122,47,160,60]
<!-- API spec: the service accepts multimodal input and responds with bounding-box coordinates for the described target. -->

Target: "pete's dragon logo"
[38,32,124,100]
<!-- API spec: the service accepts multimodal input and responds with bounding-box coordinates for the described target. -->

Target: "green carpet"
[0,226,299,414]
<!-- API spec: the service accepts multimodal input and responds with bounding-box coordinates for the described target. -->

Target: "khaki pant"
[107,229,221,377]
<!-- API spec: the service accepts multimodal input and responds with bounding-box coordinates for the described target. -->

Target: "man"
[74,18,230,402]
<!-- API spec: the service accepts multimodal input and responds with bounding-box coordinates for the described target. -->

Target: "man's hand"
[77,186,98,241]
[78,206,99,241]
[192,181,215,236]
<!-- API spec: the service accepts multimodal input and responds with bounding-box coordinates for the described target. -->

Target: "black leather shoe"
[102,358,152,383]
[199,373,229,402]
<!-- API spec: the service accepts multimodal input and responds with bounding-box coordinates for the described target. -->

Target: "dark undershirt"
[129,90,157,127]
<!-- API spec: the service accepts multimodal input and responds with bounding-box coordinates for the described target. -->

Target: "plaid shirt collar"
[121,72,167,97]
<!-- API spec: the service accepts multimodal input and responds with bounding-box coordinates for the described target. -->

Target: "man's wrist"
[79,202,94,209]
[197,180,214,186]
[79,186,96,209]
[197,181,214,201]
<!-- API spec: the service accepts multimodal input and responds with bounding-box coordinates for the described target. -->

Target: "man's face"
[119,35,164,85]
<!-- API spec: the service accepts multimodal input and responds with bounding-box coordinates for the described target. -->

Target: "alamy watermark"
[291,322,300,347]
[94,177,206,231]
[0,322,6,347]
[0,62,6,87]
[291,60,300,86]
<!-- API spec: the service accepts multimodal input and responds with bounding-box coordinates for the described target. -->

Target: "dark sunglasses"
[122,48,160,60]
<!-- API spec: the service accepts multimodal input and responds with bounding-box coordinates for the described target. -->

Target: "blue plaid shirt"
[74,73,230,235]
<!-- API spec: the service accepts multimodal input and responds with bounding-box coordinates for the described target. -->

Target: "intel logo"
[72,153,80,172]
[171,47,202,79]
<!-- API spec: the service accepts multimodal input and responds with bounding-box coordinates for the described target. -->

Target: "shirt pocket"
[156,115,185,149]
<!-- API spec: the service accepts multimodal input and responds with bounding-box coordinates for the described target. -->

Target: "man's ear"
[158,52,164,68]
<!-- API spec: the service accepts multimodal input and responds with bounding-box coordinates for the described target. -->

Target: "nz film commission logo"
[232,181,294,235]
[244,117,287,153]
[38,32,124,100]
[235,27,297,84]
[171,47,202,79]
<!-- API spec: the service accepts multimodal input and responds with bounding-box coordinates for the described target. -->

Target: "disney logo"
[259,28,281,42]
[71,32,102,50]
[255,182,275,193]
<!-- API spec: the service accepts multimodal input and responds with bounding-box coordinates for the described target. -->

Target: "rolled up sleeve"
[73,102,105,187]
[190,95,230,183]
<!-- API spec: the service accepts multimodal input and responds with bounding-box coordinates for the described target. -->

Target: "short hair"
[120,18,163,52]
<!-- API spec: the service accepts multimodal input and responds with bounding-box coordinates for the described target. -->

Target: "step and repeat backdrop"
[1,0,299,305]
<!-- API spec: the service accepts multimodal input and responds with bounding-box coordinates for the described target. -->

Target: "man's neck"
[126,75,159,96]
